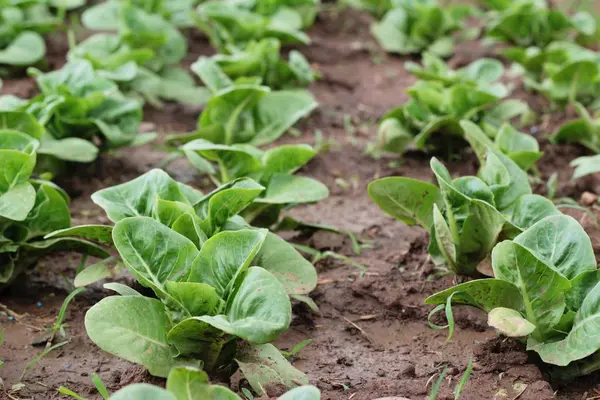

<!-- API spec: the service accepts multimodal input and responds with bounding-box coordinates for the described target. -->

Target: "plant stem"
[217,159,230,183]
[204,339,226,372]
[550,352,600,382]
[225,95,253,146]
[568,69,580,107]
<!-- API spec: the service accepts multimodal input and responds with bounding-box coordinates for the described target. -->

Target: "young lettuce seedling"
[553,102,600,154]
[507,41,600,109]
[73,2,209,107]
[82,0,198,30]
[550,102,600,180]
[373,80,531,158]
[342,0,396,19]
[371,0,473,57]
[405,52,509,97]
[178,140,329,226]
[480,0,596,48]
[0,60,148,170]
[426,212,600,382]
[205,38,315,89]
[84,219,304,392]
[0,111,109,290]
[59,172,315,393]
[0,0,83,69]
[194,0,319,51]
[368,122,557,276]
[63,366,321,399]
[166,58,318,147]
[47,169,317,299]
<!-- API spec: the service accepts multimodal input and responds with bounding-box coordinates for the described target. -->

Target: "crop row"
[364,0,600,387]
[1,0,600,398]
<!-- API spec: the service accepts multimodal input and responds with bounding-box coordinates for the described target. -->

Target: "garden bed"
[2,5,600,400]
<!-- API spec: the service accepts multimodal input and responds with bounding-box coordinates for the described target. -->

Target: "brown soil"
[2,6,600,400]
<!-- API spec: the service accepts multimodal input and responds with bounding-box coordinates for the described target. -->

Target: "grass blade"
[91,373,110,399]
[454,359,474,399]
[429,367,448,400]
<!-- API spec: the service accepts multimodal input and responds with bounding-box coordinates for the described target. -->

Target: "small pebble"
[36,301,43,308]
[8,316,14,321]
[580,191,598,206]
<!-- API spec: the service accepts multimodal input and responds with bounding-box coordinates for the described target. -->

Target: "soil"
[2,5,600,400]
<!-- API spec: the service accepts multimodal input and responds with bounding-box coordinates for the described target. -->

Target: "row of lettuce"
[370,122,600,381]
[350,0,600,179]
[1,0,327,399]
[5,0,600,395]
[363,0,600,384]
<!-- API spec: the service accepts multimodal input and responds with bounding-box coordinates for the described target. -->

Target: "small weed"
[428,367,447,400]
[281,339,313,360]
[20,287,84,380]
[294,244,368,275]
[58,373,110,400]
[455,360,474,399]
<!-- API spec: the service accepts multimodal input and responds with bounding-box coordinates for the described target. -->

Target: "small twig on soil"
[6,394,27,400]
[342,316,372,343]
[355,314,378,321]
[317,278,336,285]
[362,272,380,277]
[511,384,528,400]
[6,391,32,400]
[425,372,439,391]
[0,304,42,332]
[0,304,27,320]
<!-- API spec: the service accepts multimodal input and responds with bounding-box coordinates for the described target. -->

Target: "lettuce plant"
[507,41,600,109]
[0,60,146,166]
[195,0,319,51]
[426,212,600,381]
[343,0,397,18]
[178,140,329,226]
[73,1,208,107]
[551,103,600,180]
[84,220,302,389]
[166,58,317,147]
[552,102,600,154]
[480,0,596,48]
[369,122,556,276]
[371,0,472,57]
[373,80,530,156]
[206,38,315,89]
[100,367,320,399]
[48,169,318,299]
[52,171,315,393]
[82,0,198,30]
[405,52,508,97]
[0,111,109,289]
[0,0,84,69]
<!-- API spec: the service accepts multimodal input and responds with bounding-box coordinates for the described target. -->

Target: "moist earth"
[2,7,600,400]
